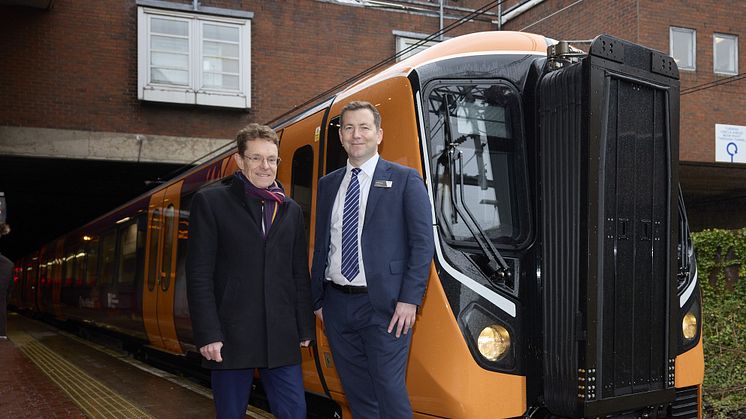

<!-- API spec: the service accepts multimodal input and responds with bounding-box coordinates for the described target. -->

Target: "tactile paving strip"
[9,330,155,419]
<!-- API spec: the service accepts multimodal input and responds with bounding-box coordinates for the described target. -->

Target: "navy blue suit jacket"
[311,158,434,316]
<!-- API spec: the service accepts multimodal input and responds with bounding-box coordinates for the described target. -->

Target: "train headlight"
[682,312,698,341]
[478,325,511,361]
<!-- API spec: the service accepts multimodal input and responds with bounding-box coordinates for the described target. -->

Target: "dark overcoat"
[186,176,315,370]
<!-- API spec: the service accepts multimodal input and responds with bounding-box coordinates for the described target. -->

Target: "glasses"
[242,154,281,166]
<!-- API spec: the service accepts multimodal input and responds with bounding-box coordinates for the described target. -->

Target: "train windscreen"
[426,82,529,247]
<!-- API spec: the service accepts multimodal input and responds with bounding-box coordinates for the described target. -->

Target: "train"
[10,31,703,418]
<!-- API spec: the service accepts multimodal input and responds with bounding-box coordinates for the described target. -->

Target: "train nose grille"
[670,386,699,418]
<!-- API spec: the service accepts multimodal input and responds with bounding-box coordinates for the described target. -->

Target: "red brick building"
[0,0,496,153]
[498,0,746,230]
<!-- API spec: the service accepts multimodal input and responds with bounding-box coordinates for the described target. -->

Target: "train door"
[275,106,348,400]
[142,181,184,353]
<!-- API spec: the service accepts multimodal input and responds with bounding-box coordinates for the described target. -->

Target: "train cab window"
[426,82,530,247]
[86,239,99,286]
[99,231,117,285]
[291,145,314,241]
[325,116,347,174]
[117,221,139,285]
[161,204,177,291]
[148,209,161,291]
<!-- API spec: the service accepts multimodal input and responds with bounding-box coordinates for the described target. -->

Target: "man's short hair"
[236,123,280,155]
[340,101,381,130]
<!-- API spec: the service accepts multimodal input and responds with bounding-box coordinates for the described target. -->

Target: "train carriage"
[12,31,703,418]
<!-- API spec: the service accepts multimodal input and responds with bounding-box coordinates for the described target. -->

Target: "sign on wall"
[716,124,746,164]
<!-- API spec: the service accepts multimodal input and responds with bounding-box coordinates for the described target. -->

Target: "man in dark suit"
[187,124,315,419]
[311,101,434,418]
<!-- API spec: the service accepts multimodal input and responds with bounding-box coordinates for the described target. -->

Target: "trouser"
[324,287,414,419]
[210,363,306,419]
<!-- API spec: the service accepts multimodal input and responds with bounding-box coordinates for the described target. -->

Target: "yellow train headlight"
[478,324,511,361]
[682,312,698,341]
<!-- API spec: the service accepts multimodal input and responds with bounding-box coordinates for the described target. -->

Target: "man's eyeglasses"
[242,154,281,166]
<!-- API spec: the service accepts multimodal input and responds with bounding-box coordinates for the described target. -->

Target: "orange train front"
[11,31,703,418]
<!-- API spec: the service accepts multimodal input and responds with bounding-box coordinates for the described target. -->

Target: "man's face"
[234,139,279,189]
[339,108,383,166]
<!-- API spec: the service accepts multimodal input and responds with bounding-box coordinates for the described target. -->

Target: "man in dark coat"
[187,124,315,419]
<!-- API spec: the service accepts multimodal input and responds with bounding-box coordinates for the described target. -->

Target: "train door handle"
[641,219,652,241]
[617,218,629,240]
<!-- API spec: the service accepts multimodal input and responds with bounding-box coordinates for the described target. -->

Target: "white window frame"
[138,6,251,109]
[394,30,443,62]
[670,27,696,71]
[713,33,738,75]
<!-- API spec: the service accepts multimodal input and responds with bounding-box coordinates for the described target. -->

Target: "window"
[99,231,117,285]
[426,82,530,246]
[670,27,696,71]
[291,145,314,241]
[147,209,161,291]
[394,31,441,61]
[117,222,140,285]
[161,204,177,291]
[714,33,738,75]
[325,116,347,175]
[137,6,252,108]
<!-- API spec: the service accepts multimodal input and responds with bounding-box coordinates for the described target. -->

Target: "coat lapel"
[363,159,392,229]
[228,177,264,234]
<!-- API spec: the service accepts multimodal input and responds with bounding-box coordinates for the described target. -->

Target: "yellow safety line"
[9,330,155,419]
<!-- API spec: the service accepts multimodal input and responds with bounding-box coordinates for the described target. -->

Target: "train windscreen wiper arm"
[446,146,511,278]
[439,94,510,278]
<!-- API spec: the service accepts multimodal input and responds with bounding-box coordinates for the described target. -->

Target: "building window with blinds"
[669,27,696,71]
[714,33,738,75]
[137,6,252,109]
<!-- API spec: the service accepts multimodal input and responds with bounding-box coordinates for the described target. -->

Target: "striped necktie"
[341,168,361,281]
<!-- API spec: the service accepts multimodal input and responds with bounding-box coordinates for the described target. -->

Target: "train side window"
[325,116,347,174]
[147,209,161,291]
[62,247,76,287]
[75,247,86,286]
[117,221,139,285]
[291,145,314,241]
[99,230,117,285]
[161,204,176,291]
[86,239,99,286]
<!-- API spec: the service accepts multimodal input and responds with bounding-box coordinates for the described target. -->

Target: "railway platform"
[1,313,272,419]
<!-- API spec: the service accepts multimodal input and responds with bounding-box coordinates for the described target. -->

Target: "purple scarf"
[234,171,285,239]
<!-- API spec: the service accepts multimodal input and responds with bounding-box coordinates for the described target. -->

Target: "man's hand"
[387,302,417,338]
[300,340,311,347]
[199,341,223,362]
[314,308,324,323]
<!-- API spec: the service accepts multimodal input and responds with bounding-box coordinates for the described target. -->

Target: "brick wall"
[0,0,493,140]
[501,0,746,165]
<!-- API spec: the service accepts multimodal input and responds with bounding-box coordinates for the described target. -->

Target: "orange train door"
[142,181,184,354]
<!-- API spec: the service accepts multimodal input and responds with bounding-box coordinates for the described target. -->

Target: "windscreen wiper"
[441,94,511,281]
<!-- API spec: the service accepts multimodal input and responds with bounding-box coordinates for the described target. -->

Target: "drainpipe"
[439,0,444,40]
[498,2,502,30]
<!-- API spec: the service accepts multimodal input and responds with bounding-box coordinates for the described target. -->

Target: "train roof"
[336,31,550,99]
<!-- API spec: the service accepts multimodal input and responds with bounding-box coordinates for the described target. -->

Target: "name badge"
[374,180,392,188]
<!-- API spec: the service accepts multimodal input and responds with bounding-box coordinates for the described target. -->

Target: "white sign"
[716,124,746,163]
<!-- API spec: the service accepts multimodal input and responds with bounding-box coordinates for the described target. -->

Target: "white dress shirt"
[326,154,379,286]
